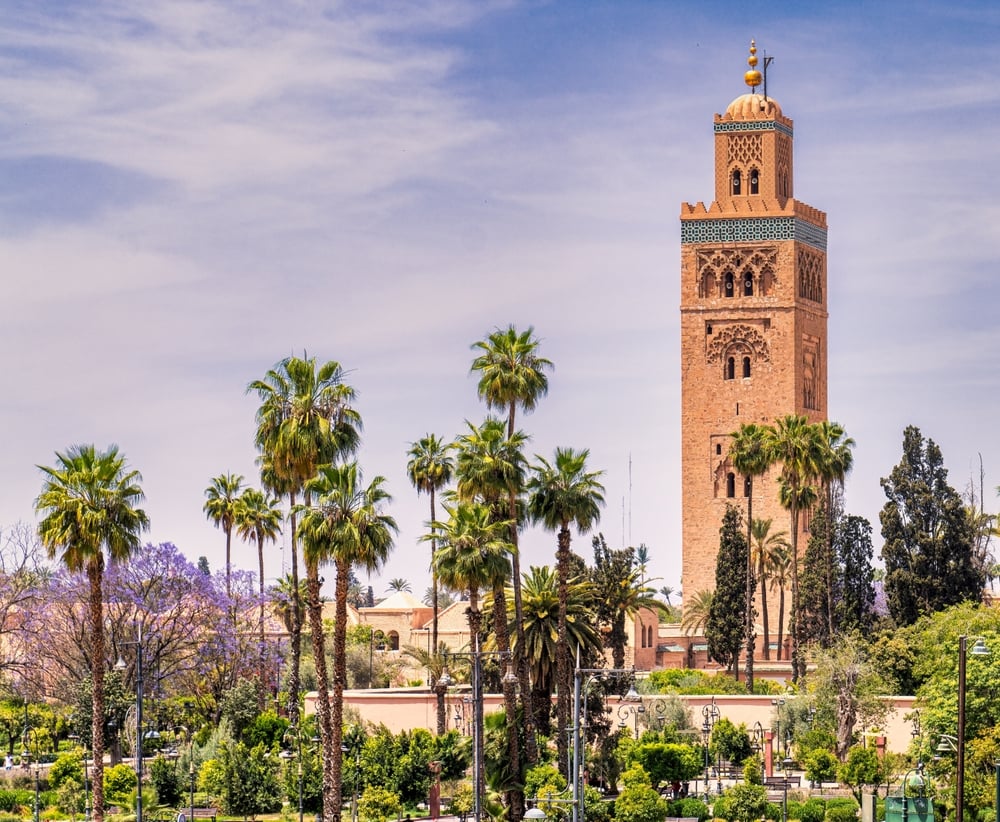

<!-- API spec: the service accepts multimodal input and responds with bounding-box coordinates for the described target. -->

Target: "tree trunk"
[790,502,804,684]
[307,557,336,822]
[776,583,785,661]
[759,554,770,661]
[555,524,572,775]
[492,583,522,822]
[508,491,537,767]
[430,488,446,735]
[288,493,302,727]
[89,562,106,822]
[258,534,267,710]
[744,481,756,692]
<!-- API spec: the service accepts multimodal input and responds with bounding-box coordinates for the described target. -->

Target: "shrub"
[149,756,182,807]
[48,752,84,790]
[583,786,613,822]
[615,765,669,822]
[804,750,838,786]
[726,784,768,822]
[742,756,763,786]
[826,802,859,822]
[358,785,402,822]
[0,789,32,812]
[669,797,711,821]
[103,764,138,805]
[799,798,826,822]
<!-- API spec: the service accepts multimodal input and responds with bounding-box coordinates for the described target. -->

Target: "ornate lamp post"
[901,763,926,822]
[617,690,646,740]
[702,697,721,794]
[781,755,794,822]
[116,625,147,822]
[956,636,990,822]
[33,762,40,822]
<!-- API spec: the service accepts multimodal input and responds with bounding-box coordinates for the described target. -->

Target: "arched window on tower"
[750,169,760,195]
[742,356,751,378]
[743,272,753,296]
[726,472,736,498]
[732,170,741,195]
[726,357,735,380]
[724,272,734,297]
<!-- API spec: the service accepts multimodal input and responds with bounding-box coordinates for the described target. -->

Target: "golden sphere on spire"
[744,39,762,89]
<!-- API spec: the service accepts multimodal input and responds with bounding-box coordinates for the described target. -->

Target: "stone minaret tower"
[679,42,828,641]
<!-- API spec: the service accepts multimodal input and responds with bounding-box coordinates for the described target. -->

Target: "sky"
[1,0,999,603]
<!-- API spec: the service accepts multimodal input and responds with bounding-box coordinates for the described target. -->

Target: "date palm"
[761,415,825,683]
[406,434,453,655]
[527,447,604,772]
[767,544,792,660]
[36,444,149,822]
[816,421,855,637]
[299,462,396,822]
[471,325,552,766]
[203,472,245,598]
[248,354,360,725]
[509,565,600,735]
[681,589,714,636]
[730,422,770,688]
[236,487,283,701]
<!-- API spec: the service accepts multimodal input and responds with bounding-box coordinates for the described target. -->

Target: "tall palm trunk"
[555,523,571,775]
[466,595,484,816]
[287,493,302,726]
[505,406,537,767]
[776,578,786,661]
[331,558,353,822]
[492,583,522,822]
[258,533,267,709]
[743,481,756,691]
[225,527,232,598]
[429,488,446,735]
[307,558,336,822]
[507,491,537,766]
[758,552,770,661]
[89,563,107,822]
[789,501,803,684]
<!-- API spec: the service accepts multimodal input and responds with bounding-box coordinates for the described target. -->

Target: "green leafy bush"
[798,798,826,822]
[826,801,860,822]
[103,764,138,805]
[0,789,33,812]
[358,785,402,822]
[48,752,84,790]
[725,784,768,822]
[668,797,711,821]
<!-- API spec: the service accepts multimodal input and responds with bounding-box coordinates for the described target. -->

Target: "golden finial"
[744,39,762,90]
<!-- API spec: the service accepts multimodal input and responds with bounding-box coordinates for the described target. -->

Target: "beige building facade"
[679,47,829,638]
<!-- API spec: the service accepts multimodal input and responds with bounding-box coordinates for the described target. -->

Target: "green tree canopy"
[880,425,984,626]
[706,506,748,675]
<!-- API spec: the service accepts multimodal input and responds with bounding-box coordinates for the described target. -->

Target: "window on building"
[387,631,400,651]
[724,272,734,297]
[726,472,736,498]
[732,169,741,195]
[716,443,722,455]
[742,356,751,378]
[743,273,753,296]
[750,169,759,194]
[726,357,735,380]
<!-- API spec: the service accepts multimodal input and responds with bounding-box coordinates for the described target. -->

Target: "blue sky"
[1,0,998,600]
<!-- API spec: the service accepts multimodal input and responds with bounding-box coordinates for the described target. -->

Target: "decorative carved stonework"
[706,324,771,363]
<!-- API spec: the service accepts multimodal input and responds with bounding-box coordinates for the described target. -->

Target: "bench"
[764,776,800,788]
[190,809,219,822]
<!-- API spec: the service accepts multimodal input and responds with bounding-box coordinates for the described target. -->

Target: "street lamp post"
[442,647,517,822]
[956,636,990,822]
[702,697,721,794]
[781,756,793,822]
[33,763,40,822]
[617,694,646,740]
[571,666,639,822]
[901,763,926,822]
[116,624,146,822]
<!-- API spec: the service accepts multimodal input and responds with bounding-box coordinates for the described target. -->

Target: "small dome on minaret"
[722,39,782,120]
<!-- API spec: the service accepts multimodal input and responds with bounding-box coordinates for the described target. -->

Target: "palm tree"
[386,578,412,593]
[730,422,770,689]
[235,487,283,702]
[471,325,552,765]
[760,415,825,684]
[35,444,149,822]
[431,502,512,815]
[203,472,245,598]
[401,643,457,735]
[815,421,855,637]
[659,585,675,606]
[749,519,789,660]
[767,545,792,660]
[634,543,652,581]
[505,565,601,735]
[298,462,396,822]
[454,417,532,786]
[248,354,361,726]
[406,434,453,654]
[681,589,714,636]
[526,447,605,772]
